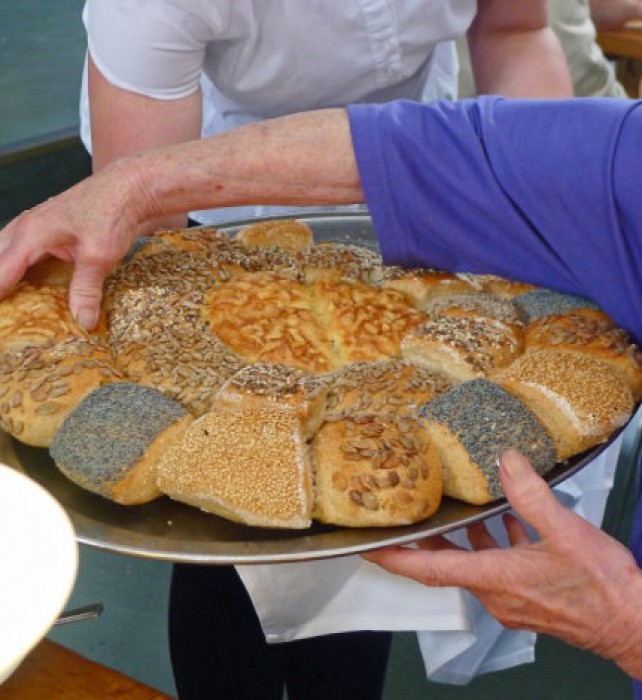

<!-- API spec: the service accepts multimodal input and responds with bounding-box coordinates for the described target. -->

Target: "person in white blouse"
[78,2,572,698]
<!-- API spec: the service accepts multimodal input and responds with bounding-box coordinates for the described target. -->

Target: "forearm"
[469,27,572,97]
[123,108,364,224]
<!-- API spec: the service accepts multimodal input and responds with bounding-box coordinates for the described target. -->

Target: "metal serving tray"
[0,211,621,564]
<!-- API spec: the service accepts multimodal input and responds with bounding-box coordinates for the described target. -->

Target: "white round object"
[0,463,78,684]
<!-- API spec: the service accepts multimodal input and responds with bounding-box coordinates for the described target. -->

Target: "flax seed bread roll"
[420,379,557,504]
[156,405,313,529]
[0,337,125,448]
[50,383,192,505]
[496,350,634,460]
[400,316,521,383]
[215,362,329,439]
[324,359,452,416]
[312,413,442,527]
[523,312,642,400]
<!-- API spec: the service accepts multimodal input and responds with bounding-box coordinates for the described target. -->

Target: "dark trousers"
[169,564,392,700]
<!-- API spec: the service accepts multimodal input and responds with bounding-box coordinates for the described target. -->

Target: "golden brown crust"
[235,219,313,252]
[0,337,125,448]
[401,316,522,383]
[312,413,442,526]
[2,220,640,529]
[0,283,95,353]
[524,311,642,399]
[214,362,329,439]
[325,359,452,416]
[381,270,479,308]
[156,405,313,528]
[496,349,634,460]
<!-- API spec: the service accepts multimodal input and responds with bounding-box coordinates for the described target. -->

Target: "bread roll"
[312,413,442,526]
[463,273,536,299]
[496,350,634,460]
[0,283,94,354]
[325,359,452,416]
[381,269,479,308]
[423,292,525,338]
[514,289,602,323]
[524,311,642,399]
[215,362,329,439]
[0,337,125,448]
[106,251,245,415]
[297,241,383,284]
[156,405,312,529]
[235,219,313,252]
[50,383,192,505]
[420,378,557,504]
[401,316,521,383]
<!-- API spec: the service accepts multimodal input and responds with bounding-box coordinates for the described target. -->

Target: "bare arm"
[365,450,642,681]
[0,109,361,328]
[87,55,202,230]
[589,0,642,28]
[468,0,573,97]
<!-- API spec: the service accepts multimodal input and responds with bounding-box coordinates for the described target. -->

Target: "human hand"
[364,450,642,677]
[0,161,149,330]
[589,0,642,29]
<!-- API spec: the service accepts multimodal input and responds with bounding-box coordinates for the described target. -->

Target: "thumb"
[499,450,569,539]
[68,263,107,331]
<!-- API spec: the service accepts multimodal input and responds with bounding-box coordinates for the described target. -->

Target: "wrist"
[599,565,642,680]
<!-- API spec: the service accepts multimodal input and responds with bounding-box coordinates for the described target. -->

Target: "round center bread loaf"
[0,218,638,529]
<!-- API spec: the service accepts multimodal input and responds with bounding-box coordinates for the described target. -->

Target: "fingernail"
[75,307,98,331]
[499,450,531,479]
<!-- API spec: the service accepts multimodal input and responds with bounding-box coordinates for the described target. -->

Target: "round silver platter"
[0,211,621,564]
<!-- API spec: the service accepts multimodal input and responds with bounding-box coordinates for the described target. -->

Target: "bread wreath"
[0,218,637,528]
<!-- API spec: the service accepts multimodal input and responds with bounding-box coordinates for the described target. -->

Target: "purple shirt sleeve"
[348,97,642,342]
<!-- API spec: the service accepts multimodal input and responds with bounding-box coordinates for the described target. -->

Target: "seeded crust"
[463,273,536,299]
[156,405,312,529]
[312,413,442,526]
[50,383,192,505]
[107,286,244,415]
[423,292,525,336]
[514,289,601,323]
[420,379,557,504]
[524,311,642,399]
[325,359,452,416]
[0,337,125,447]
[496,350,634,460]
[215,362,329,439]
[1,219,640,529]
[400,316,521,383]
[380,269,479,308]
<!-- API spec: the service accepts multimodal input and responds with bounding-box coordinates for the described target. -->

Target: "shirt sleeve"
[348,97,642,341]
[84,0,219,99]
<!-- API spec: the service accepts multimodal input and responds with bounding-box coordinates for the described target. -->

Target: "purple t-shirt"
[349,96,642,693]
[348,97,642,343]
